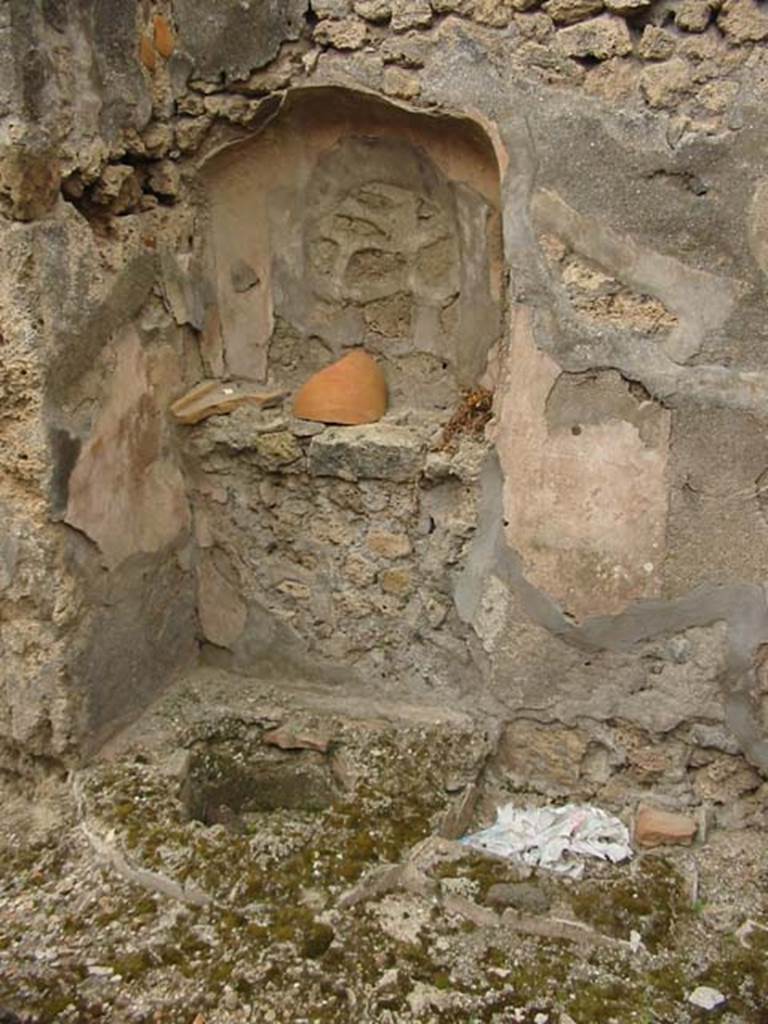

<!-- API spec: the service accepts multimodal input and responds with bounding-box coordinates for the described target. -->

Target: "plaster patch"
[532,188,738,364]
[496,307,670,620]
[65,327,190,568]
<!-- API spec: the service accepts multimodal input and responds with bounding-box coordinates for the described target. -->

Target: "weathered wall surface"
[1,0,768,822]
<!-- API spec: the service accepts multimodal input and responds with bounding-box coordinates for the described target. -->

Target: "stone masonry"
[0,0,767,829]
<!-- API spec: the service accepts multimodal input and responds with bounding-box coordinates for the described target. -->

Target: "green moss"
[435,853,530,899]
[134,895,157,917]
[268,904,335,959]
[218,908,247,931]
[346,829,377,861]
[568,857,688,952]
[61,914,84,935]
[697,932,768,1017]
[34,989,71,1022]
[647,962,686,1003]
[234,976,254,999]
[566,979,645,1023]
[504,940,574,1004]
[208,960,234,985]
[483,947,506,969]
[111,948,154,980]
[300,921,335,959]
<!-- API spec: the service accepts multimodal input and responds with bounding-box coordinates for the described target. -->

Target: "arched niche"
[199,86,504,412]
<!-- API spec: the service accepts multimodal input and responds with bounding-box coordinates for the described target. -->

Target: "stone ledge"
[308,423,425,481]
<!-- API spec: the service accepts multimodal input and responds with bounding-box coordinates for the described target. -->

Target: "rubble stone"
[380,567,414,595]
[639,56,693,108]
[381,34,433,65]
[175,115,213,152]
[309,425,424,482]
[391,0,434,30]
[544,0,604,25]
[367,531,413,558]
[637,25,677,60]
[353,0,393,19]
[493,721,590,795]
[693,755,761,802]
[556,15,632,59]
[472,0,518,25]
[311,0,353,16]
[148,160,181,198]
[717,0,768,41]
[604,0,650,12]
[675,0,713,31]
[314,17,369,48]
[383,66,422,98]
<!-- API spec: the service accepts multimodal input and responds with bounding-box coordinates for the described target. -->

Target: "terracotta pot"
[293,349,388,425]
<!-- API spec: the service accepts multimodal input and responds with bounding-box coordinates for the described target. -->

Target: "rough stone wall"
[1,0,768,825]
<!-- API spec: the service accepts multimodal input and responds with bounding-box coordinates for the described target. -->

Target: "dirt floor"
[1,668,767,1024]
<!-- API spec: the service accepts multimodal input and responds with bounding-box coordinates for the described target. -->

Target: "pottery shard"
[171,380,286,424]
[634,805,698,847]
[293,350,387,426]
[139,33,156,71]
[154,15,174,57]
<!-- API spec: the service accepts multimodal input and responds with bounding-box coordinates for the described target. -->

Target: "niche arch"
[199,85,505,413]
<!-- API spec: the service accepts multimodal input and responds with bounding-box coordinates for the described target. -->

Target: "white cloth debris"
[460,803,633,878]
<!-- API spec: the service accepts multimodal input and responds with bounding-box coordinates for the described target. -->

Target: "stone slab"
[309,424,424,482]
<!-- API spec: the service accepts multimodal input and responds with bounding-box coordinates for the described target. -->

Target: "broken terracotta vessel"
[153,15,174,58]
[293,349,388,425]
[170,380,286,424]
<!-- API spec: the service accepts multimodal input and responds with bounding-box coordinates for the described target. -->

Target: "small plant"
[438,388,494,449]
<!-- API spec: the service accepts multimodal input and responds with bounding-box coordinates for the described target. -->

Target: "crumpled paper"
[460,803,632,878]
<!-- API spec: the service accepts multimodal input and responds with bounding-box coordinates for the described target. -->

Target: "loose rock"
[688,986,727,1011]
